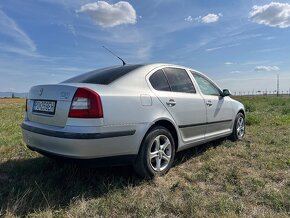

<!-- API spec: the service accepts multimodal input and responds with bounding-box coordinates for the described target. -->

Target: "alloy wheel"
[236,116,245,138]
[148,135,172,172]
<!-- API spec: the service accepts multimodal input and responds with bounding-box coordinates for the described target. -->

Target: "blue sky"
[0,0,290,93]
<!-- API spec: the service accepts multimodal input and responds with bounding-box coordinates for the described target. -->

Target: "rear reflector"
[68,87,103,118]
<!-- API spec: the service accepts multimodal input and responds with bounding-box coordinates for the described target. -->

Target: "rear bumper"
[21,121,149,160]
[21,123,136,139]
[27,145,136,166]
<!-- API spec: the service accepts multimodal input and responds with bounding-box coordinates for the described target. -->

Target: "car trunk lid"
[27,84,78,127]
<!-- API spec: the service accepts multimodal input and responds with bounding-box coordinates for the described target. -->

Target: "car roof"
[62,63,221,91]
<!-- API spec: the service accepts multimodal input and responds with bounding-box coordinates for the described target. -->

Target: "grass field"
[0,96,289,217]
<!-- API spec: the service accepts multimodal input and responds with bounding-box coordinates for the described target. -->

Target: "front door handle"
[166,99,176,107]
[206,100,212,107]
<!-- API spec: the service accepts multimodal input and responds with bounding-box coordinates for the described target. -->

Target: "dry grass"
[0,96,289,217]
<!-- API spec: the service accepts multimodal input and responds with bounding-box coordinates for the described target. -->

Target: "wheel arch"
[139,118,180,154]
[238,109,245,117]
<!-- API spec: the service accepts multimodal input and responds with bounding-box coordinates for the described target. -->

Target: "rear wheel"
[230,112,245,141]
[134,126,175,178]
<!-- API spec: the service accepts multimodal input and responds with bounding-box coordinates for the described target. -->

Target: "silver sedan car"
[22,63,245,177]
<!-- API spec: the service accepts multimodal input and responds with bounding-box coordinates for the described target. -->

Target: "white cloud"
[229,71,242,74]
[206,46,224,51]
[136,44,151,60]
[0,44,42,58]
[255,65,280,72]
[65,24,77,37]
[225,62,234,65]
[263,36,275,40]
[78,1,137,27]
[206,43,240,52]
[0,10,37,54]
[184,16,193,22]
[249,2,290,28]
[196,13,222,24]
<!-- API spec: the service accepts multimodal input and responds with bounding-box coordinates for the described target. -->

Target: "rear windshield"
[62,65,143,85]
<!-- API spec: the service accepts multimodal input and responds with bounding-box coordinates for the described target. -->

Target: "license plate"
[33,100,56,115]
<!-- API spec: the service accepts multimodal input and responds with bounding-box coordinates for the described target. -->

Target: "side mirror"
[222,89,231,97]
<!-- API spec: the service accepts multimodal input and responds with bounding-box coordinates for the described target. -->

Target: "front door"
[191,72,233,138]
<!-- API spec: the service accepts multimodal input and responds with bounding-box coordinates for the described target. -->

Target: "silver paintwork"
[22,63,245,159]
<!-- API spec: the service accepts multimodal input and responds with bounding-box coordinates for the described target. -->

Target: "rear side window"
[163,68,196,93]
[149,70,171,91]
[62,65,143,85]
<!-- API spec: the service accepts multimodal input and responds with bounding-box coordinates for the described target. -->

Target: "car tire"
[134,126,175,178]
[230,112,245,141]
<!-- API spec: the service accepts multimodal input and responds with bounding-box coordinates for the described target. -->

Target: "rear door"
[148,67,207,143]
[190,72,233,138]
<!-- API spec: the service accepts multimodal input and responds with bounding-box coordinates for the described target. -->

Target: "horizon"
[0,0,290,93]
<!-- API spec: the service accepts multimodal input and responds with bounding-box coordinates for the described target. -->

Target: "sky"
[0,0,290,93]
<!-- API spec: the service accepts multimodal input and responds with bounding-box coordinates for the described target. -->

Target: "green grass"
[0,96,290,217]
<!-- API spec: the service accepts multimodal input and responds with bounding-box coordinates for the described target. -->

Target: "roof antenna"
[102,46,126,66]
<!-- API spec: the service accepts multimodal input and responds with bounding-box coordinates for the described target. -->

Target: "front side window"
[149,70,171,91]
[191,72,220,96]
[163,68,196,93]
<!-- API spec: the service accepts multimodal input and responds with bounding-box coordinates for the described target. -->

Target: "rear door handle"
[206,100,212,107]
[166,99,176,107]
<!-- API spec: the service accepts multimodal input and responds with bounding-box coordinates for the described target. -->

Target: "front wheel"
[134,126,175,178]
[230,112,245,141]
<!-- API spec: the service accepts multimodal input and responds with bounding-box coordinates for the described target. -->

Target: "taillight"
[25,99,28,112]
[68,87,103,118]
